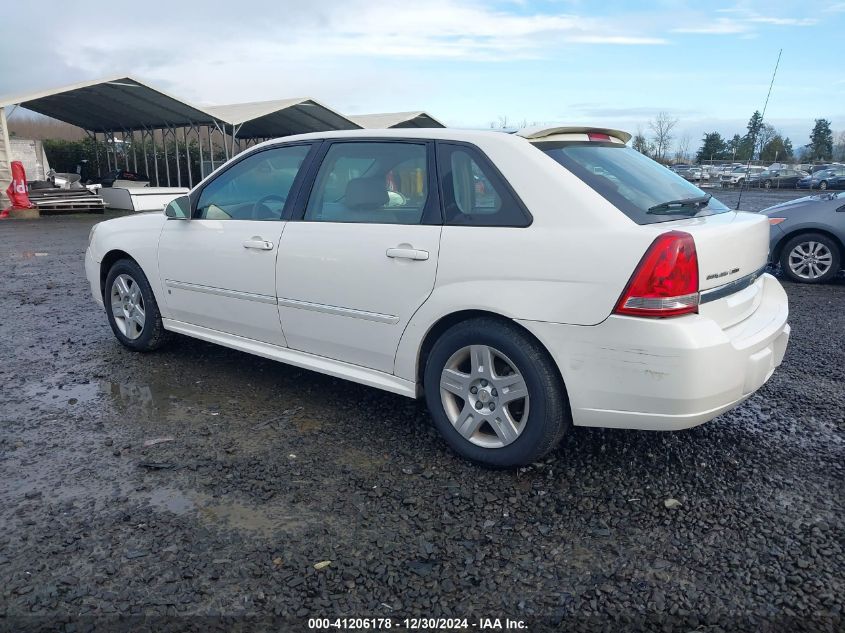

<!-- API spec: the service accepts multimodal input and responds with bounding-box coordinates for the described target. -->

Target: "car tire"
[423,317,569,468]
[104,259,168,351]
[779,233,841,284]
[764,180,772,189]
[819,180,828,190]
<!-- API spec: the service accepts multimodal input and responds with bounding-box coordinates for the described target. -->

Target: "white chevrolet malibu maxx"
[85,127,790,467]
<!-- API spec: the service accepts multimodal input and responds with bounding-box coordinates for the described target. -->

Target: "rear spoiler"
[516,126,632,144]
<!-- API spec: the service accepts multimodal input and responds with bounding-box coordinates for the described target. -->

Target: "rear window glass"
[538,142,730,225]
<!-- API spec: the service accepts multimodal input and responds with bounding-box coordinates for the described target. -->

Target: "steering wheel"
[251,194,286,220]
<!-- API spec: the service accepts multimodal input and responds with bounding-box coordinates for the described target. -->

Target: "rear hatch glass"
[536,141,730,225]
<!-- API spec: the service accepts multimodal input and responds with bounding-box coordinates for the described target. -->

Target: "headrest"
[345,177,388,210]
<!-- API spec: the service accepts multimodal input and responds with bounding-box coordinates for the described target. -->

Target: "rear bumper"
[518,273,789,431]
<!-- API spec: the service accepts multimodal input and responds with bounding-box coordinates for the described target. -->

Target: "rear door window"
[303,141,430,225]
[436,143,530,227]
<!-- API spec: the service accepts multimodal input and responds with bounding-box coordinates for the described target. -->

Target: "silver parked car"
[761,192,845,283]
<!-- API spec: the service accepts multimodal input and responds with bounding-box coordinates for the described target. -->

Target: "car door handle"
[386,247,429,261]
[243,237,274,250]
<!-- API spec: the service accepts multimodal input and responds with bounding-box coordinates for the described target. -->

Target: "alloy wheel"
[439,345,530,449]
[110,273,146,339]
[788,241,833,280]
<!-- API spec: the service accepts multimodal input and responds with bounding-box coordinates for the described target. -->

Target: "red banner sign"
[5,160,35,210]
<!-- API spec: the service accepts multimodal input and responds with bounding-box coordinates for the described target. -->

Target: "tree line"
[633,111,842,164]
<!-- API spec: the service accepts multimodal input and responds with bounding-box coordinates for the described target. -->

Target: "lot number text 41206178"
[307,617,527,630]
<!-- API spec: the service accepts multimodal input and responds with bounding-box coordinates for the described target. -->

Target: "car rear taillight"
[614,231,699,318]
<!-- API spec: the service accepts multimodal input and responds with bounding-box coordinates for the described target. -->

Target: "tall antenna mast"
[735,48,782,211]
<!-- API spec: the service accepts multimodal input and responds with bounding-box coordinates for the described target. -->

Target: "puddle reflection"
[148,487,297,536]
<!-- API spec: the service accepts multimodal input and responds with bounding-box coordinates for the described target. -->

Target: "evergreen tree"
[738,111,764,160]
[809,119,834,160]
[760,135,793,162]
[726,134,743,161]
[696,132,728,162]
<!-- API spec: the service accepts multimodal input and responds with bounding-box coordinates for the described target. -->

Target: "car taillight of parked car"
[614,231,699,318]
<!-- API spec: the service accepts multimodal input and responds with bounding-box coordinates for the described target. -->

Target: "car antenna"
[736,48,782,211]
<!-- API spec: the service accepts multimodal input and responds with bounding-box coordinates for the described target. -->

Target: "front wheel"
[779,233,840,283]
[819,180,828,190]
[104,259,168,351]
[764,179,772,189]
[423,318,569,467]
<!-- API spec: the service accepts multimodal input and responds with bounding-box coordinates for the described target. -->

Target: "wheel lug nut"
[488,403,495,411]
[491,388,498,397]
[474,401,483,410]
[481,379,488,387]
[470,386,478,395]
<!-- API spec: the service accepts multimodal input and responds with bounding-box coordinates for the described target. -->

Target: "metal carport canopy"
[0,75,221,131]
[205,98,361,139]
[347,111,445,129]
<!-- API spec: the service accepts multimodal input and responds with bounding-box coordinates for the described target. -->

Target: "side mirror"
[164,195,191,219]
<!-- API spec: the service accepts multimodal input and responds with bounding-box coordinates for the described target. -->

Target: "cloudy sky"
[1,0,843,149]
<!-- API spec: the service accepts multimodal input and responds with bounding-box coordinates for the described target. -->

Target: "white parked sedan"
[85,126,790,467]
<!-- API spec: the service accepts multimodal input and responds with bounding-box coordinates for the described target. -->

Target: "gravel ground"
[0,198,842,632]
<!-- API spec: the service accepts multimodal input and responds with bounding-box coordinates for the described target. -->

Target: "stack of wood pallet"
[27,188,105,214]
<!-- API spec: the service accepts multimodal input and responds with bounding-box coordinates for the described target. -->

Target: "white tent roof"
[205,98,360,138]
[0,75,219,131]
[347,111,445,129]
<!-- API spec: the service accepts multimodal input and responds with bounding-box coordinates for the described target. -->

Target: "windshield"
[537,142,730,225]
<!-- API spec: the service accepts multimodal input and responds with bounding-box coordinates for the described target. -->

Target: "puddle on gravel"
[148,487,298,536]
[148,487,197,514]
[25,379,168,410]
[23,378,243,422]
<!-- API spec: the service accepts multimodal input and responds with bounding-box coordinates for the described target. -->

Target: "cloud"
[746,16,817,26]
[681,5,818,35]
[0,0,838,132]
[0,0,683,113]
[0,0,672,110]
[672,19,750,34]
[566,35,667,45]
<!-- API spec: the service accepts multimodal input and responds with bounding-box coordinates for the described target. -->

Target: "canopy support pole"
[171,125,182,188]
[122,130,130,170]
[141,129,150,185]
[195,124,204,180]
[231,123,242,157]
[147,127,160,187]
[213,121,229,160]
[207,125,215,172]
[130,130,138,172]
[87,130,101,179]
[183,125,192,188]
[163,128,171,187]
[105,132,112,171]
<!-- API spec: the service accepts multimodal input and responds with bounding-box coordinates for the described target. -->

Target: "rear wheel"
[764,179,773,189]
[819,180,828,190]
[104,259,168,351]
[423,318,569,467]
[779,233,840,283]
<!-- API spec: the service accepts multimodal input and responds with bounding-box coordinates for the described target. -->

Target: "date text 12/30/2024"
[308,618,527,630]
